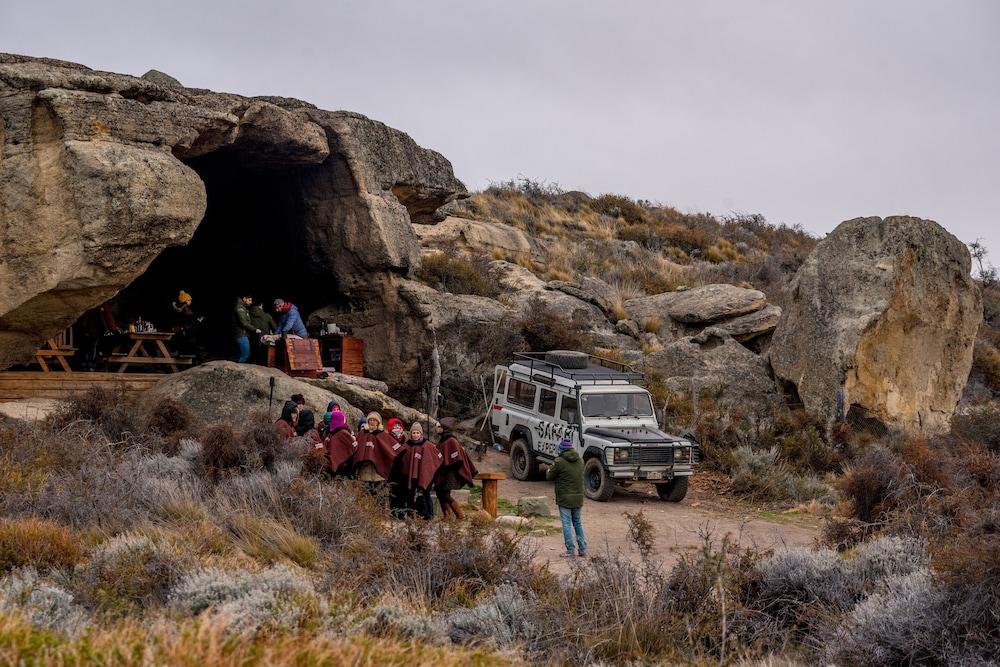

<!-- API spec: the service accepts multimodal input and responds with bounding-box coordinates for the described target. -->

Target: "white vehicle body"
[489,351,700,501]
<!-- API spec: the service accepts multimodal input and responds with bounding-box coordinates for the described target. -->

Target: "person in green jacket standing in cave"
[547,437,587,558]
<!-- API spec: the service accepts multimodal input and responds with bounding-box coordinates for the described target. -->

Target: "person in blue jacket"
[273,299,308,338]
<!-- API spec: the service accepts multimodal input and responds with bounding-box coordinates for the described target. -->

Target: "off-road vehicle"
[489,350,699,501]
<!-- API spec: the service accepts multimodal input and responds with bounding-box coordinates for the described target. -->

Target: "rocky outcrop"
[0,53,465,367]
[413,216,536,257]
[643,328,778,409]
[769,216,982,435]
[624,284,779,344]
[138,361,363,425]
[306,376,432,428]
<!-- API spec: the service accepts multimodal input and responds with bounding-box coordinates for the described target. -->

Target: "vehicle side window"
[538,389,557,417]
[507,379,537,409]
[560,394,578,423]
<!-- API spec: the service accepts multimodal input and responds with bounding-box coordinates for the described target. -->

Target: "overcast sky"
[4,1,998,268]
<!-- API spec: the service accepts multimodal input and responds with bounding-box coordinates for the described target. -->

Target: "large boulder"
[0,53,466,367]
[712,304,782,341]
[306,376,432,428]
[137,360,363,425]
[412,216,536,257]
[769,216,982,435]
[643,328,778,409]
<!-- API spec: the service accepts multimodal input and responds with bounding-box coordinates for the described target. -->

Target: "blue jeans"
[236,336,250,363]
[559,506,587,555]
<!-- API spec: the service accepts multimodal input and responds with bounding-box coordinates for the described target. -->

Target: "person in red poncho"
[386,417,406,446]
[275,400,299,439]
[352,412,404,481]
[323,410,357,476]
[390,422,443,520]
[434,417,478,521]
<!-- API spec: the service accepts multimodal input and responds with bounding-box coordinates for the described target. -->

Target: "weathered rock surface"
[713,304,782,341]
[516,496,551,517]
[0,53,465,367]
[413,216,536,257]
[547,277,617,320]
[662,284,767,324]
[643,328,778,408]
[138,360,363,425]
[487,260,547,292]
[769,216,981,435]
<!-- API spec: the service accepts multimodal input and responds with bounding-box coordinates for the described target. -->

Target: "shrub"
[0,519,83,573]
[588,194,648,225]
[76,533,180,613]
[973,341,1000,392]
[837,446,902,524]
[824,569,948,665]
[447,584,540,649]
[224,513,319,566]
[362,604,447,644]
[170,564,316,636]
[59,386,137,442]
[238,412,284,472]
[143,395,194,440]
[200,423,242,481]
[0,568,89,637]
[518,295,592,352]
[416,253,500,298]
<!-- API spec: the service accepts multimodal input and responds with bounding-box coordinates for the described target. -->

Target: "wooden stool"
[475,472,507,518]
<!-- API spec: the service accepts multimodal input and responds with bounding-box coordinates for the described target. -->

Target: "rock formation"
[0,54,465,368]
[769,216,982,435]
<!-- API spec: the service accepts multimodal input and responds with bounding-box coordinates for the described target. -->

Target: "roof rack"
[510,351,645,386]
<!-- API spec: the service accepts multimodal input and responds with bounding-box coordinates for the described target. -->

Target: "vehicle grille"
[630,447,674,465]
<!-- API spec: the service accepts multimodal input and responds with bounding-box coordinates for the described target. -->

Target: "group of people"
[274,395,478,521]
[232,295,308,363]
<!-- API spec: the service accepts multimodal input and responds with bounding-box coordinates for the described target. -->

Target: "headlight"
[612,448,631,464]
[675,447,691,463]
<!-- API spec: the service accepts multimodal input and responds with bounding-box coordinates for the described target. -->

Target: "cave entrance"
[111,150,345,360]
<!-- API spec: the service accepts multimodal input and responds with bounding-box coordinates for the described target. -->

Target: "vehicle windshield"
[580,392,654,418]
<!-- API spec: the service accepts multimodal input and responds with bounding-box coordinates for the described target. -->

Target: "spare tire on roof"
[545,350,589,369]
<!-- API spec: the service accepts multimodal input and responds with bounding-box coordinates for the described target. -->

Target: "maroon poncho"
[325,426,358,471]
[274,419,296,439]
[353,429,404,479]
[398,438,443,490]
[435,435,479,487]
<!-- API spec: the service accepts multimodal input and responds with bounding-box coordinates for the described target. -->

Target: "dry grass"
[0,519,84,573]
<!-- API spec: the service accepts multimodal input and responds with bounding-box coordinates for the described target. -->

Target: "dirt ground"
[477,449,821,574]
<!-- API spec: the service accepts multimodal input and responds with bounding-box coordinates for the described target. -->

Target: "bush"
[0,568,89,637]
[76,533,180,613]
[837,446,902,524]
[416,253,500,298]
[518,295,592,352]
[59,386,137,442]
[0,519,83,573]
[363,604,447,644]
[447,584,540,649]
[825,569,948,665]
[588,194,648,225]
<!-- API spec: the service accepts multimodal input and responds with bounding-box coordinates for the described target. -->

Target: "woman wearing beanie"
[390,422,443,520]
[323,410,357,476]
[352,411,404,482]
[547,437,587,558]
[434,418,478,521]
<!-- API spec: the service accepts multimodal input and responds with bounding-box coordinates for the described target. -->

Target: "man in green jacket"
[547,437,587,558]
[232,294,259,363]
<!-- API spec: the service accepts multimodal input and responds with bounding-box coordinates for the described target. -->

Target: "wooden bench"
[34,329,76,373]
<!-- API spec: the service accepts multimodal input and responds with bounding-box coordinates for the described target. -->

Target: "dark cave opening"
[111,151,346,360]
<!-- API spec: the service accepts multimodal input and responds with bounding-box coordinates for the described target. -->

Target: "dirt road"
[477,450,820,573]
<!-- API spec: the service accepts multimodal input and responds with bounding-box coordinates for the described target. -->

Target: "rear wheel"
[656,476,689,502]
[510,438,539,481]
[584,457,615,501]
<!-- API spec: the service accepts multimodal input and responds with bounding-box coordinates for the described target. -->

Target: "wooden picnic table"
[110,332,193,373]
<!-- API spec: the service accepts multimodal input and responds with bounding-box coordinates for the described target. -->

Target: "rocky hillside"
[409,179,990,436]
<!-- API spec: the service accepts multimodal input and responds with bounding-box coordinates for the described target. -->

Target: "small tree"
[969,239,998,287]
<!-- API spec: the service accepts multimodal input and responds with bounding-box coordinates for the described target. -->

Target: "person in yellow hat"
[171,289,204,360]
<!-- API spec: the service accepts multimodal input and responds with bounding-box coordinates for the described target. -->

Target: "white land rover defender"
[489,350,700,501]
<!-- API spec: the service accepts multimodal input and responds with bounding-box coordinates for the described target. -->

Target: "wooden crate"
[341,337,365,377]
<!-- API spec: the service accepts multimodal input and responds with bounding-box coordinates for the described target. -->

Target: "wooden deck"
[0,371,163,402]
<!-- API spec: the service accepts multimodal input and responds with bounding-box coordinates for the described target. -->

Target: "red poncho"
[274,420,296,439]
[352,429,404,479]
[325,426,358,471]
[435,435,479,486]
[397,438,443,490]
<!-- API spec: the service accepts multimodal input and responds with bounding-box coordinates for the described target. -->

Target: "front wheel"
[656,476,689,502]
[510,438,539,481]
[584,457,615,501]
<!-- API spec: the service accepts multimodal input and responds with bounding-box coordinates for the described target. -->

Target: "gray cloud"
[4,0,998,266]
